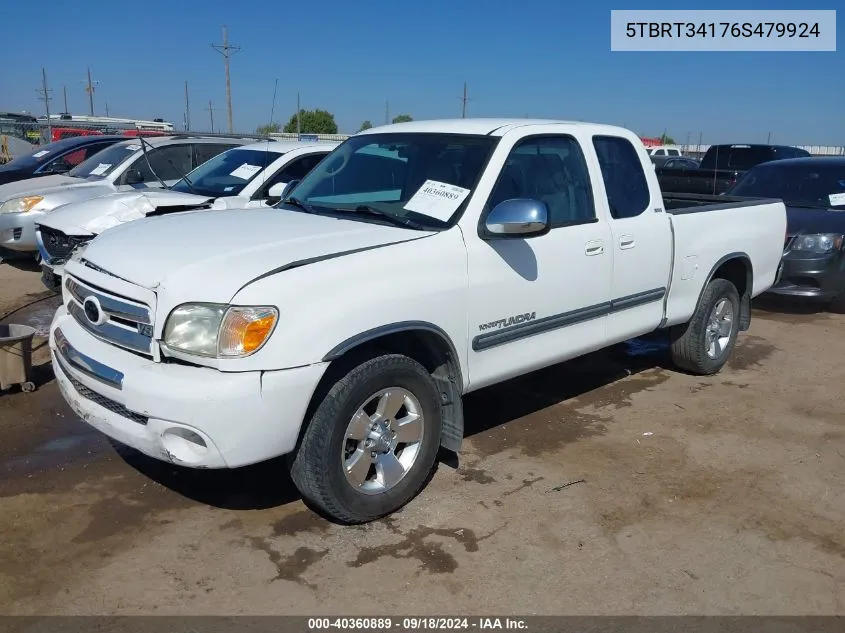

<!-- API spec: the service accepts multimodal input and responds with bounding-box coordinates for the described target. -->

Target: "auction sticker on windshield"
[32,150,49,158]
[404,179,471,221]
[230,164,262,180]
[89,163,111,176]
[829,193,845,207]
[125,144,141,151]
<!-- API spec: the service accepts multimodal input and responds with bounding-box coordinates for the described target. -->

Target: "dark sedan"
[725,157,845,310]
[0,135,126,185]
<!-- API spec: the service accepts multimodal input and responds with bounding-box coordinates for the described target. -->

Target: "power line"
[458,82,472,118]
[80,67,100,116]
[211,25,240,134]
[35,67,53,140]
[184,80,191,131]
[206,100,217,133]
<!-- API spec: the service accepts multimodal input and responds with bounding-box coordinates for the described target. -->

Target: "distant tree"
[392,114,413,124]
[358,120,373,132]
[283,109,338,134]
[255,122,281,135]
[659,133,676,145]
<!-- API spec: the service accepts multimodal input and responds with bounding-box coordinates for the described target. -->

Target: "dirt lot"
[0,261,843,615]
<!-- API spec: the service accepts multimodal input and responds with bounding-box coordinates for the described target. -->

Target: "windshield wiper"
[279,196,315,213]
[344,205,428,230]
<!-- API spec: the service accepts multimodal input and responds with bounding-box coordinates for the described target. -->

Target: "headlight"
[789,233,843,254]
[0,196,43,214]
[163,303,278,358]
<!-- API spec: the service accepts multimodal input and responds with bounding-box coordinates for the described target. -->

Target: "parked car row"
[42,118,788,524]
[655,143,812,195]
[0,134,253,260]
[35,139,338,289]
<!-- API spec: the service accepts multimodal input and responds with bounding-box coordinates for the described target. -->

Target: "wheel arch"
[698,252,753,331]
[315,321,465,452]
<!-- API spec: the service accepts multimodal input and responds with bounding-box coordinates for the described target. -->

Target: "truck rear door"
[590,135,672,343]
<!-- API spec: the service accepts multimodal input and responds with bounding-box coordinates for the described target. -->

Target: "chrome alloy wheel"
[341,387,425,495]
[705,298,734,359]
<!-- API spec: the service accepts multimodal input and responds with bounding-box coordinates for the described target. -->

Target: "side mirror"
[267,182,287,199]
[124,169,144,185]
[279,179,300,201]
[482,199,550,239]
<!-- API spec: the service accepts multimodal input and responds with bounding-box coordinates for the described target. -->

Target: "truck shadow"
[458,332,672,447]
[113,333,673,512]
[116,447,300,511]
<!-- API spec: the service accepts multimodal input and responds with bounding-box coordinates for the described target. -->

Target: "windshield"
[171,148,283,196]
[281,133,498,228]
[68,142,139,179]
[728,162,845,209]
[1,143,64,169]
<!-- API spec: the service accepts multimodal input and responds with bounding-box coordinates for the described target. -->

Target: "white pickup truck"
[48,119,786,524]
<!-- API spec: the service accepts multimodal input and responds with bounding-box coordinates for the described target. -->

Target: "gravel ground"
[0,262,842,615]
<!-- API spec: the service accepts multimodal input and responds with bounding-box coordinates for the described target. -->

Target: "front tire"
[669,278,740,375]
[289,353,442,524]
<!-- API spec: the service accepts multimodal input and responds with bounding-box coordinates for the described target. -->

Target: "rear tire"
[669,278,740,375]
[289,353,442,524]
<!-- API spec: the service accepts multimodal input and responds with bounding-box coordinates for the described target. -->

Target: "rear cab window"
[592,136,652,219]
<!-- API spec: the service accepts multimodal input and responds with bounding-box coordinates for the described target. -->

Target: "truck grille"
[65,275,154,357]
[39,226,91,263]
[56,358,148,425]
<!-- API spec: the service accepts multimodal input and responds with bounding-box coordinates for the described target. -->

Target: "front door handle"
[585,240,604,256]
[619,235,635,249]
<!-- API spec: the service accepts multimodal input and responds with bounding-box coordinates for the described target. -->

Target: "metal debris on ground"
[549,479,586,492]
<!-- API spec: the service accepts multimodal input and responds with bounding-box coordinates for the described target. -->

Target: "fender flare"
[322,321,465,452]
[698,251,754,331]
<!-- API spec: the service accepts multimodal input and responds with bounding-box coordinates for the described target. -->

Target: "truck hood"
[38,190,216,236]
[0,174,83,202]
[785,205,845,236]
[76,208,434,303]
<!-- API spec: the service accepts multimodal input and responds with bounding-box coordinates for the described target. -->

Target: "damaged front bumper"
[36,226,91,291]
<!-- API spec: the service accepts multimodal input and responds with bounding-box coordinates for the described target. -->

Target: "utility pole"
[459,82,471,118]
[211,25,240,133]
[82,67,100,116]
[767,131,772,143]
[206,100,217,133]
[184,80,191,131]
[685,131,691,152]
[36,67,53,141]
[296,92,301,136]
[63,85,68,114]
[385,98,390,125]
[105,102,109,117]
[698,131,703,153]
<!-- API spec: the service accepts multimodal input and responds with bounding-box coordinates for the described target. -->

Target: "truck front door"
[464,133,614,389]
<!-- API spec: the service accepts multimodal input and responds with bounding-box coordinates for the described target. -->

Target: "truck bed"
[659,193,786,331]
[663,192,783,214]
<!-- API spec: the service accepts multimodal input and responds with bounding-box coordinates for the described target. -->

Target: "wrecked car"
[35,140,338,289]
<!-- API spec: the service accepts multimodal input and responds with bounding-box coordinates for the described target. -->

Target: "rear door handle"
[585,240,604,255]
[619,235,635,249]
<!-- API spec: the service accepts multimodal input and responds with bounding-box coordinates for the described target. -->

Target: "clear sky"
[2,0,842,145]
